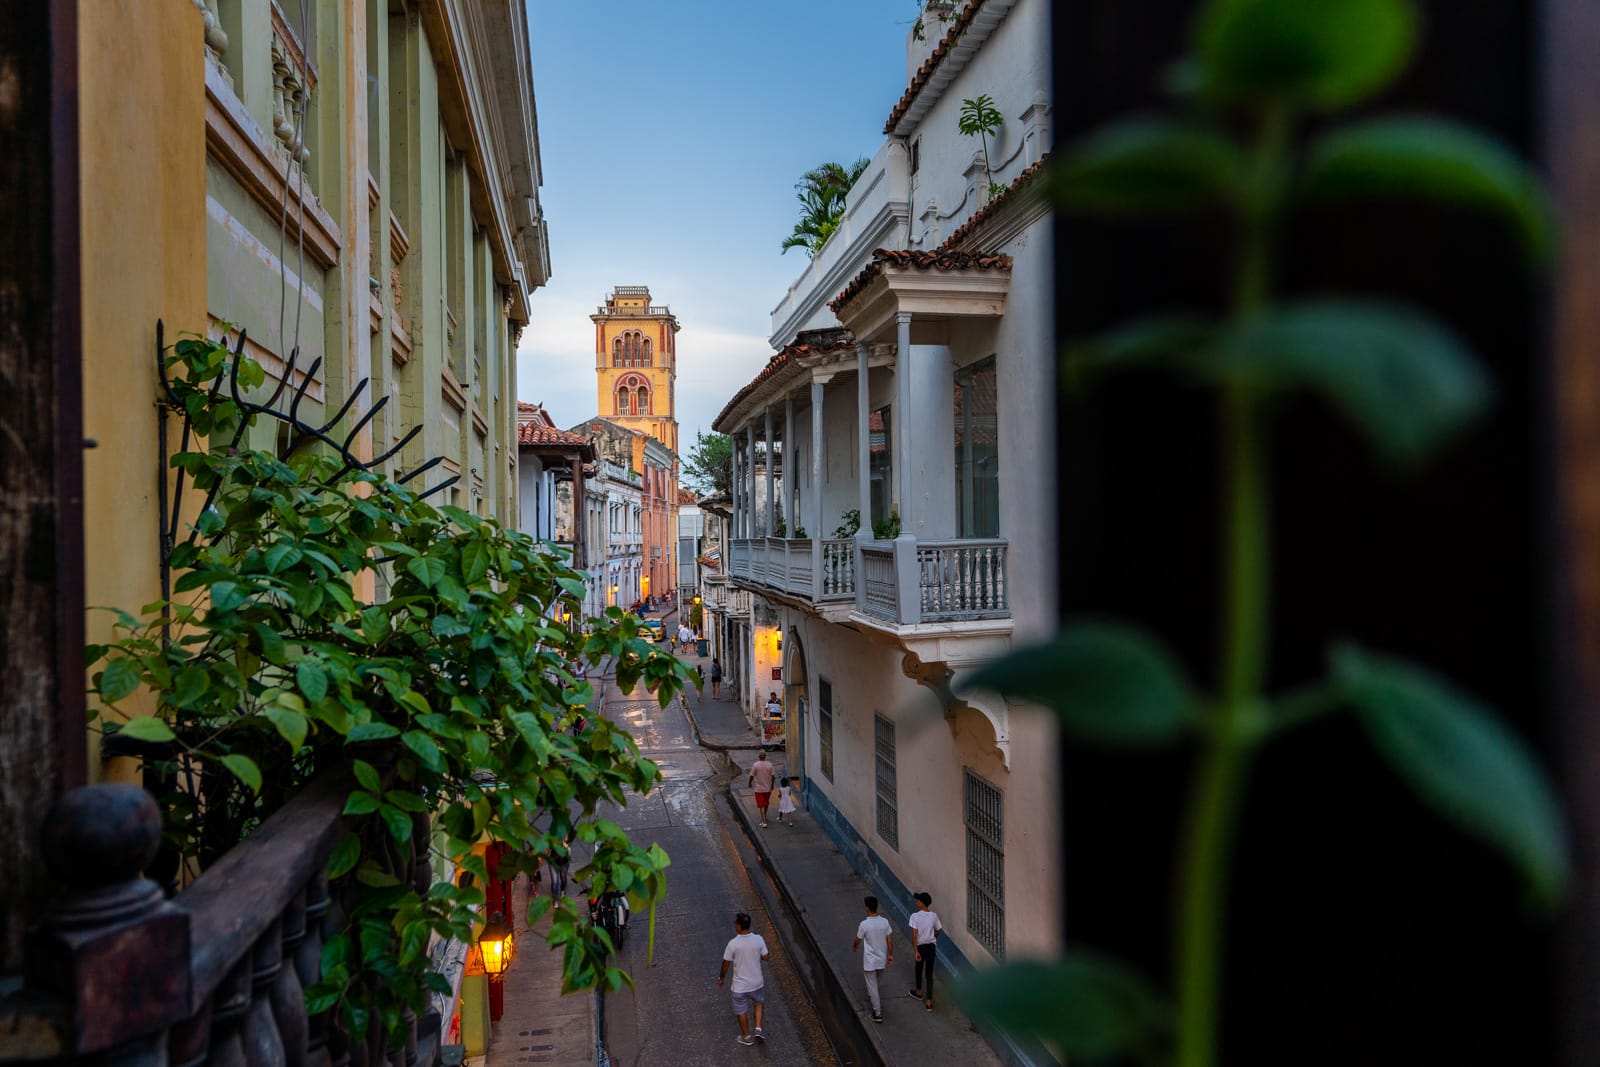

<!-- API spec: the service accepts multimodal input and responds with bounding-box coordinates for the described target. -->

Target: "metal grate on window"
[964,769,1004,959]
[818,678,834,781]
[874,715,898,850]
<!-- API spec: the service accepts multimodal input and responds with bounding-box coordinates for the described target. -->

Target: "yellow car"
[638,619,664,642]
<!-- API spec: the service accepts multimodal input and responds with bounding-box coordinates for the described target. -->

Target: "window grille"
[874,715,898,850]
[818,678,834,781]
[964,769,1004,958]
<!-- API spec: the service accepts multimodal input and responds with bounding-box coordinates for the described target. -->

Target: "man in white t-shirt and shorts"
[718,912,771,1046]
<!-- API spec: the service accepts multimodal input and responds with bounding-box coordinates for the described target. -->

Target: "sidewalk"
[678,679,1004,1067]
[663,614,766,750]
[483,875,596,1067]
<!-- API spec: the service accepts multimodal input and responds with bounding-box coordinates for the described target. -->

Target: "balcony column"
[894,312,914,535]
[784,392,795,534]
[855,342,872,616]
[731,430,742,538]
[746,424,757,539]
[893,313,920,625]
[810,375,828,591]
[763,407,775,538]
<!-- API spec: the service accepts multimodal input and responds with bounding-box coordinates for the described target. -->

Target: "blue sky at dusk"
[518,0,914,446]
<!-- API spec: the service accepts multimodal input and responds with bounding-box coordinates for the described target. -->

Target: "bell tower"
[591,285,679,452]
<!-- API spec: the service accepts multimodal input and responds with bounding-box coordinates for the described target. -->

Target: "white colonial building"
[711,0,1056,1045]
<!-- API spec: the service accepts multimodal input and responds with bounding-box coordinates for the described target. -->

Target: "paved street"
[599,664,843,1067]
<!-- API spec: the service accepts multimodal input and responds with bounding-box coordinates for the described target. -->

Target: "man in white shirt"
[718,912,771,1046]
[907,891,943,1012]
[851,895,894,1023]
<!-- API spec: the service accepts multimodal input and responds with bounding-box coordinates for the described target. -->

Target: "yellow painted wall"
[78,0,208,777]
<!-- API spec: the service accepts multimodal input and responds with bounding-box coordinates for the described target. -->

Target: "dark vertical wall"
[1051,2,1579,1062]
[0,0,84,971]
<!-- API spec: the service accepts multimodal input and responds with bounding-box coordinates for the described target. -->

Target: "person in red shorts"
[748,749,777,829]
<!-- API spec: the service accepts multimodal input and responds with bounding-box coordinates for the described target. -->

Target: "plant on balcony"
[833,509,862,538]
[958,94,1006,200]
[90,336,695,1044]
[871,511,901,541]
[956,1,1565,1064]
[792,525,807,538]
[780,158,870,257]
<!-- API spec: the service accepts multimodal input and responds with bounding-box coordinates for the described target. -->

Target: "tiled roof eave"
[882,0,1020,136]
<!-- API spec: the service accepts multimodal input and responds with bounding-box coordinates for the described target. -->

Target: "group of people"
[717,891,945,1046]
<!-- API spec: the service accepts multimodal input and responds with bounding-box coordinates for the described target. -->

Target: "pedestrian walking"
[677,622,694,653]
[908,891,943,1011]
[852,895,893,1022]
[710,658,723,700]
[717,912,770,1046]
[777,776,797,827]
[546,841,571,897]
[748,749,777,828]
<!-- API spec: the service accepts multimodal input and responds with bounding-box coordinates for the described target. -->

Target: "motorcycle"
[588,889,629,953]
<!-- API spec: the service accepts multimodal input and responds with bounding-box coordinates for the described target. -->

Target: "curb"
[723,782,895,1067]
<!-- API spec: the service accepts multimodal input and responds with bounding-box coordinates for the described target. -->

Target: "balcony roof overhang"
[829,251,1012,343]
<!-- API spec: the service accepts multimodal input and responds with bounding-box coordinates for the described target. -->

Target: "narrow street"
[596,662,842,1067]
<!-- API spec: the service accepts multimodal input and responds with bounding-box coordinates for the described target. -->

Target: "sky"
[518,0,915,452]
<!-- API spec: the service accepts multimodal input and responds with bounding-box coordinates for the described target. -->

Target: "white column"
[731,432,742,538]
[784,393,795,534]
[810,376,827,588]
[856,343,872,538]
[763,408,775,538]
[746,425,758,539]
[895,312,913,536]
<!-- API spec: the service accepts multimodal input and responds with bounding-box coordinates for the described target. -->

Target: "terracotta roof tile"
[883,0,988,135]
[517,421,592,449]
[935,154,1050,253]
[712,327,857,430]
[828,248,1013,316]
[677,487,698,505]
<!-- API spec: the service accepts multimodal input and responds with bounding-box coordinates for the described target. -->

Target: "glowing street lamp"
[479,911,515,976]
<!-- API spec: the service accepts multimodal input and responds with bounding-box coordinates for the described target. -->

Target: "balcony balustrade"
[917,539,1009,621]
[12,771,445,1067]
[730,533,1007,627]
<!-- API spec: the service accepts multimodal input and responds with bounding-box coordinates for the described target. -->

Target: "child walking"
[777,776,797,826]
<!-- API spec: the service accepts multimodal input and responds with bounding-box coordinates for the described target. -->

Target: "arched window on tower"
[612,337,623,366]
[641,338,652,367]
[615,386,630,416]
[637,385,651,415]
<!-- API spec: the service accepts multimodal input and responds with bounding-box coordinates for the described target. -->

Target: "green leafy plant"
[683,430,732,496]
[911,0,958,43]
[833,509,862,539]
[89,337,695,1043]
[773,514,787,537]
[792,525,807,539]
[780,159,871,256]
[871,511,902,541]
[688,602,704,633]
[956,2,1565,1065]
[958,93,1006,199]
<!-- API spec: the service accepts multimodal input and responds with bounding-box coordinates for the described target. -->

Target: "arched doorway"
[783,628,808,796]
